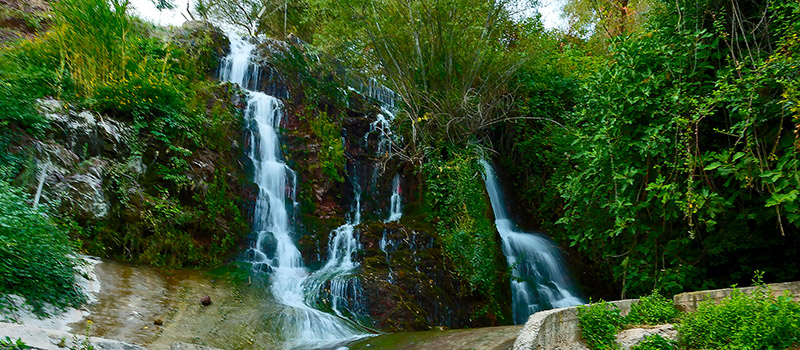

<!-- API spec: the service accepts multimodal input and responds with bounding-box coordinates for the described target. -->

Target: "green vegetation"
[625,291,678,325]
[494,0,800,299]
[577,301,624,350]
[577,292,676,350]
[0,0,798,334]
[0,0,247,282]
[678,276,800,349]
[0,337,31,350]
[0,181,85,316]
[165,0,800,326]
[629,335,677,350]
[578,277,800,349]
[423,145,507,321]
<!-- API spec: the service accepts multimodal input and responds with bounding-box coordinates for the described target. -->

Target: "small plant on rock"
[0,337,31,350]
[628,334,677,350]
[577,300,624,350]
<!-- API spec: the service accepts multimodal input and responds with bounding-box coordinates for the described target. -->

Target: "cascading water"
[386,174,402,222]
[222,33,366,349]
[303,182,369,324]
[480,160,585,324]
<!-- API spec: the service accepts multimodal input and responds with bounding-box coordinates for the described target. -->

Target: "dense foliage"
[423,145,508,320]
[578,276,800,349]
[1,0,799,330]
[624,291,677,325]
[0,0,247,275]
[0,181,85,316]
[628,335,677,350]
[678,276,800,349]
[497,0,800,299]
[577,301,624,350]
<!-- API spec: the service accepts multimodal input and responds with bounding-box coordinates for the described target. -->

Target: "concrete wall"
[512,300,639,350]
[673,281,800,312]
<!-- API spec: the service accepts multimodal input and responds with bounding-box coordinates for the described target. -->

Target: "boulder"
[615,324,677,349]
[52,158,111,222]
[37,99,133,160]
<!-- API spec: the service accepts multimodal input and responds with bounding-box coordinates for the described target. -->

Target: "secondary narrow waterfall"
[304,179,369,325]
[386,174,402,222]
[222,33,366,349]
[480,160,584,324]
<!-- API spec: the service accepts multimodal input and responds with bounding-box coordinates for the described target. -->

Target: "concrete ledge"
[512,299,639,350]
[673,281,800,312]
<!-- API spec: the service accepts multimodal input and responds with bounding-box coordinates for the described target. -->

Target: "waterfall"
[303,184,369,324]
[379,230,395,284]
[386,174,402,222]
[32,162,49,209]
[480,160,585,324]
[222,33,367,349]
[364,108,395,158]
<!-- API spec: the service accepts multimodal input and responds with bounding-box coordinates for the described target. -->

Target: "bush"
[677,276,800,349]
[0,181,85,316]
[0,32,67,134]
[625,291,678,325]
[628,334,677,350]
[577,301,623,350]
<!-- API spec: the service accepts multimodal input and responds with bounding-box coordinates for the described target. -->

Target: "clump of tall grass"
[50,0,136,96]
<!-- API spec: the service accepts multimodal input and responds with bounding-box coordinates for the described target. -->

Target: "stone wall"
[673,281,800,312]
[512,299,639,350]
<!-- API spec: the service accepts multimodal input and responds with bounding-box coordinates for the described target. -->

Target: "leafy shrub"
[577,300,623,350]
[678,276,800,349]
[0,32,67,134]
[0,181,85,316]
[628,335,677,350]
[305,110,345,182]
[0,337,30,350]
[625,291,678,325]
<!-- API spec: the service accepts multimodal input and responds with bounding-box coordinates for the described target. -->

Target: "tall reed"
[51,0,135,96]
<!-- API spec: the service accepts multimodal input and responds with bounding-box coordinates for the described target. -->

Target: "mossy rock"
[172,21,230,76]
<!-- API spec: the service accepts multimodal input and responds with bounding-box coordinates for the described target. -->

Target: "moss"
[422,145,510,324]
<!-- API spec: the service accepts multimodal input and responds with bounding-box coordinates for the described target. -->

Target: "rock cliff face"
[16,99,130,223]
[252,41,510,330]
[4,18,510,331]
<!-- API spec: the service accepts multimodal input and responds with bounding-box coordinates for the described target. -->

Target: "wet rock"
[170,342,224,350]
[52,158,110,222]
[0,322,145,350]
[200,296,212,306]
[615,324,677,349]
[37,99,133,160]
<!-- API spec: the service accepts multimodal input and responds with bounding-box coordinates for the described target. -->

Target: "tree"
[308,0,535,163]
